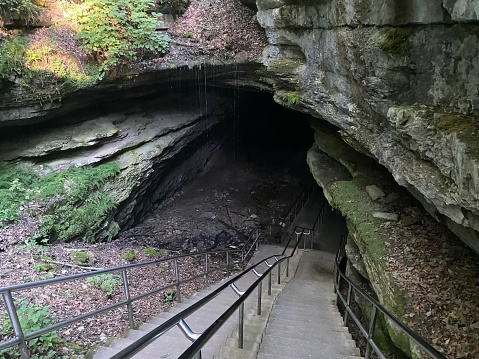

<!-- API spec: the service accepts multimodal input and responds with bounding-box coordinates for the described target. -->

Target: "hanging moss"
[379,28,412,56]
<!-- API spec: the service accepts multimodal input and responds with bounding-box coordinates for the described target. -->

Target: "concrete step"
[268,311,345,326]
[225,337,260,352]
[259,336,360,358]
[265,321,350,335]
[214,346,257,359]
[272,303,341,316]
[263,326,352,342]
[263,332,358,352]
[257,353,362,359]
[109,337,135,349]
[275,297,337,308]
[91,346,121,359]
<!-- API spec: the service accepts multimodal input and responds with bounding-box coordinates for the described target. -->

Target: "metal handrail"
[278,181,315,229]
[109,226,307,359]
[241,224,261,262]
[0,248,248,357]
[334,243,446,359]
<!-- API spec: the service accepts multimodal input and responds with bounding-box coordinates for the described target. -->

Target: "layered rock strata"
[256,0,479,255]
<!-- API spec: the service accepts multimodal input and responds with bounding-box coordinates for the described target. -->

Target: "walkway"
[256,250,362,359]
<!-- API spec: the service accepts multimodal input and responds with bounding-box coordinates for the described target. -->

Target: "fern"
[0,162,121,242]
[73,0,169,78]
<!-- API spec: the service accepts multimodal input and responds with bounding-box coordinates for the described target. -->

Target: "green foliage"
[279,92,301,107]
[0,165,39,224]
[0,162,120,242]
[0,36,29,81]
[143,247,165,258]
[33,263,53,272]
[157,0,188,14]
[0,301,60,359]
[70,251,90,264]
[161,289,176,303]
[73,0,169,78]
[0,33,97,96]
[86,273,122,297]
[0,0,41,25]
[121,249,137,262]
[24,38,98,89]
[379,28,412,56]
[328,179,385,258]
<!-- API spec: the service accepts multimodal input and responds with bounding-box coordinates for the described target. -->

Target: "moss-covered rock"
[70,251,90,265]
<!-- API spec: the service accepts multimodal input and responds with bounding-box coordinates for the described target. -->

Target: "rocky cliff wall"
[0,79,237,243]
[256,1,479,357]
[256,0,479,256]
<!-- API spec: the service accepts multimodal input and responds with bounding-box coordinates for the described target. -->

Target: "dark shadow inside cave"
[125,88,348,254]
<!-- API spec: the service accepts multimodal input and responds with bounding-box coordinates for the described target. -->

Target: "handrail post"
[365,306,378,359]
[344,282,352,325]
[177,319,202,359]
[277,262,281,285]
[268,271,272,296]
[2,291,30,359]
[174,258,182,303]
[238,303,244,349]
[121,269,134,328]
[256,228,260,250]
[205,253,209,286]
[257,281,262,316]
[286,258,290,278]
[226,251,230,276]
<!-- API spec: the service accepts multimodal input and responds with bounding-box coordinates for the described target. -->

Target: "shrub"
[0,162,120,243]
[143,247,165,258]
[0,301,60,358]
[0,0,41,25]
[73,0,169,78]
[24,37,98,89]
[86,273,122,297]
[0,36,29,82]
[121,249,137,262]
[279,92,301,107]
[161,289,176,303]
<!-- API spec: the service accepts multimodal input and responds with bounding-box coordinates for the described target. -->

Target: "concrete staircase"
[255,250,362,359]
[92,247,362,359]
[91,245,288,359]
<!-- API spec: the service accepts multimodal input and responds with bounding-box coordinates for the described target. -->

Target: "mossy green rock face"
[306,125,414,356]
[70,251,90,265]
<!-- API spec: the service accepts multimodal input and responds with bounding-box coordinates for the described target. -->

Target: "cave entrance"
[230,90,348,253]
[127,88,348,254]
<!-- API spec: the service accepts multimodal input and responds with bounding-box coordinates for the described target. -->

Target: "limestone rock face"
[0,88,234,240]
[444,0,479,21]
[257,0,479,254]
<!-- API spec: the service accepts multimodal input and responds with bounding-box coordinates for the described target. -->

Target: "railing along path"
[109,226,307,359]
[0,226,261,359]
[2,180,446,359]
[334,240,447,359]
